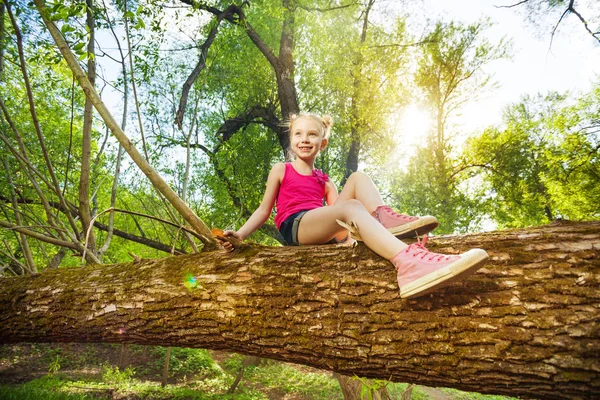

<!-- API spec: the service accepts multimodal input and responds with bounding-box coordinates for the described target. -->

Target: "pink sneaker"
[391,236,488,299]
[372,205,438,239]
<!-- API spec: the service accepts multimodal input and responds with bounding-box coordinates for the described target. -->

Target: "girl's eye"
[309,132,317,136]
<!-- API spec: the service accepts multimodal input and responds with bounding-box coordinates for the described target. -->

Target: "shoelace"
[381,206,411,220]
[406,235,451,262]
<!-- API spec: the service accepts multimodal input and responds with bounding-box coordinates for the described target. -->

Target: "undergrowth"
[0,343,518,399]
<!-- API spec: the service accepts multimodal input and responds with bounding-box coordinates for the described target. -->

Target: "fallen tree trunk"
[1,221,598,399]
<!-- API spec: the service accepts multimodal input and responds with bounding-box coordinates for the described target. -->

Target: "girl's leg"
[336,172,383,212]
[337,172,438,238]
[296,199,406,259]
[299,199,489,300]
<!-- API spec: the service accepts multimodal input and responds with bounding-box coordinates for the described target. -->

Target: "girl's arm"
[221,163,285,247]
[325,180,338,206]
[325,179,351,243]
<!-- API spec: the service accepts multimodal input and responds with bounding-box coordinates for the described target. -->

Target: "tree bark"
[1,221,599,399]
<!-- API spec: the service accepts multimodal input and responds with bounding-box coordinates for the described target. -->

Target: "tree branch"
[0,196,187,255]
[6,2,82,241]
[179,1,279,68]
[569,2,600,43]
[175,5,236,129]
[0,221,80,251]
[79,0,98,255]
[494,0,530,9]
[33,0,216,249]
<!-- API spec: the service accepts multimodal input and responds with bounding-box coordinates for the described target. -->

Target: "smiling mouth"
[298,147,313,151]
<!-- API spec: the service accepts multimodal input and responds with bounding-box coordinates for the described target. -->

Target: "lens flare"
[183,273,199,291]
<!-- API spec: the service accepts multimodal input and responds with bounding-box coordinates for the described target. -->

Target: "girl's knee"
[335,199,368,217]
[349,171,368,181]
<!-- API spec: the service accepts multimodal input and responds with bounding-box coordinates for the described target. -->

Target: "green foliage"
[245,360,342,399]
[461,88,600,228]
[136,347,221,379]
[0,375,94,400]
[220,353,244,374]
[1,344,521,399]
[102,365,136,385]
[440,387,516,400]
[352,375,391,400]
[389,20,509,233]
[48,354,62,374]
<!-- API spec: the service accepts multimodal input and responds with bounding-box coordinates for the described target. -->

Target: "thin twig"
[549,5,571,51]
[82,207,115,264]
[6,3,81,240]
[494,0,530,9]
[123,0,149,162]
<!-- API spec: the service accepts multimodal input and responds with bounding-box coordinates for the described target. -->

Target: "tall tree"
[460,87,600,228]
[391,20,509,233]
[79,0,98,256]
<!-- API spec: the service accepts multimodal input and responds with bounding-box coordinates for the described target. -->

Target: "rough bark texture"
[1,221,599,399]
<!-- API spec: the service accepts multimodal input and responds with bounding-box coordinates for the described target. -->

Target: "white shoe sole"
[387,215,438,239]
[399,249,489,299]
[337,216,438,241]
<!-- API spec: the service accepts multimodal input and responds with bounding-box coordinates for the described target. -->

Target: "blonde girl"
[219,114,488,298]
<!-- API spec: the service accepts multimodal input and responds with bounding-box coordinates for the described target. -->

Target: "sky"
[394,0,600,146]
[94,0,599,158]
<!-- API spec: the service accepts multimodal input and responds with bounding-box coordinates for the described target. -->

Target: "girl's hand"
[217,230,244,252]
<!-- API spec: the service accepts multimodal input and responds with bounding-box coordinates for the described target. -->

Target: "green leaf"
[62,24,76,34]
[73,42,85,52]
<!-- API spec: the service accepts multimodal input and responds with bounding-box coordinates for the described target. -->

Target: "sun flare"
[396,104,432,147]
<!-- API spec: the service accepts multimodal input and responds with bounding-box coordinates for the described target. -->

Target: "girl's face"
[290,117,328,161]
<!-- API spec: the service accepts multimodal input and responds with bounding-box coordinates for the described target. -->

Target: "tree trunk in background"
[78,0,97,254]
[1,221,598,399]
[334,372,391,400]
[273,0,299,156]
[341,0,373,186]
[118,344,130,369]
[161,347,171,387]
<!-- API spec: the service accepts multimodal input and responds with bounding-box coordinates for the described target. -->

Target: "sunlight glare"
[397,104,432,148]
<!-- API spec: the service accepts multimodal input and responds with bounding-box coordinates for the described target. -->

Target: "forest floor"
[0,343,515,399]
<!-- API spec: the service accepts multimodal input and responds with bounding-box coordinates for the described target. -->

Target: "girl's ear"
[320,138,328,150]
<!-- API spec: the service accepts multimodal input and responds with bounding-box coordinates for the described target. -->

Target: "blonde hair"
[287,113,333,139]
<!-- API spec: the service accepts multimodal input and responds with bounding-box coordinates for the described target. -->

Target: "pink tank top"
[274,163,328,229]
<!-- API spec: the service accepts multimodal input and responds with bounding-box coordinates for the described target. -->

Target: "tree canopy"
[0,0,596,267]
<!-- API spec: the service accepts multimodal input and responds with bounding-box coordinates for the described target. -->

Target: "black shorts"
[278,210,309,246]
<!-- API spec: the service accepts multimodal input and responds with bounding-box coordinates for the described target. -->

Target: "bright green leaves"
[390,20,509,233]
[47,1,93,60]
[462,88,600,228]
[49,2,86,22]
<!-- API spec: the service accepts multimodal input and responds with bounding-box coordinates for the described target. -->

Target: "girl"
[219,114,488,299]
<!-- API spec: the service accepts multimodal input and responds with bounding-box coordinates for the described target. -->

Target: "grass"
[440,387,516,399]
[0,344,519,399]
[243,359,342,399]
